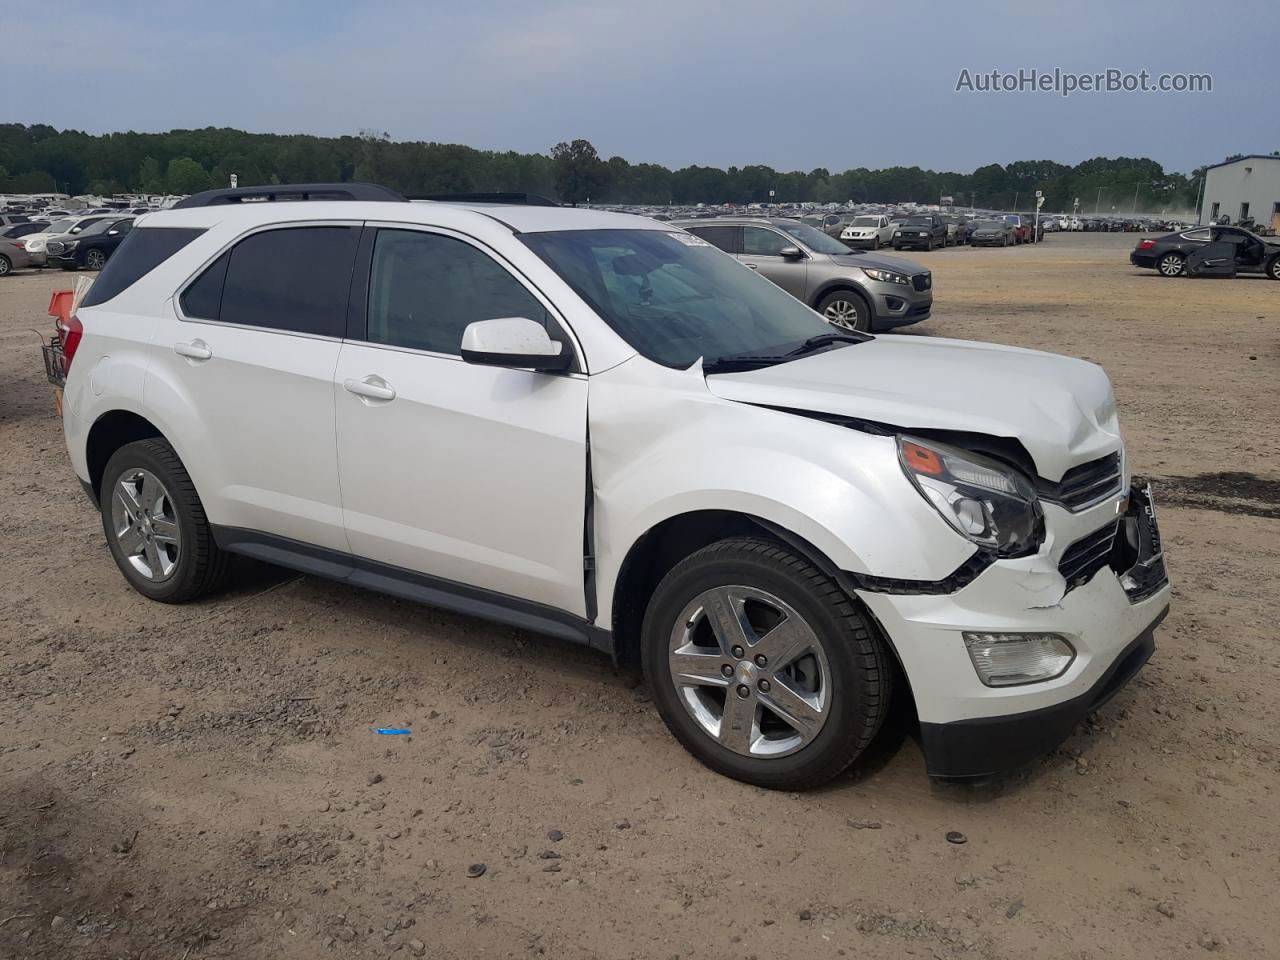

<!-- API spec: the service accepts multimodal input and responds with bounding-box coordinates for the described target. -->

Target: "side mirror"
[460,317,572,372]
[779,245,804,259]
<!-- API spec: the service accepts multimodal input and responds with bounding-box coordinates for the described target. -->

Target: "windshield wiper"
[702,332,868,374]
[783,331,870,356]
[702,353,793,373]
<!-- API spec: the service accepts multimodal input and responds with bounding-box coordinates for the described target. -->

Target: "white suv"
[51,183,1170,789]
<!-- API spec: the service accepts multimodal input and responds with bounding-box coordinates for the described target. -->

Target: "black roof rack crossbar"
[411,192,560,207]
[172,182,407,209]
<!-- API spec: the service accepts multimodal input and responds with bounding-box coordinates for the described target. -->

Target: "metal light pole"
[1095,187,1103,213]
[1132,182,1141,214]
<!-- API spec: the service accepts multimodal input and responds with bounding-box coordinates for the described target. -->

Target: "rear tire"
[1266,255,1280,280]
[641,538,892,790]
[1157,252,1186,277]
[101,439,231,603]
[0,255,10,277]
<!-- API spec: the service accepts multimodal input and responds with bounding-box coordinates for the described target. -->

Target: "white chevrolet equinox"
[49,183,1170,789]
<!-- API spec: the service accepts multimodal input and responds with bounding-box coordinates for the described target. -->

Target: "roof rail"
[411,192,560,207]
[172,182,406,209]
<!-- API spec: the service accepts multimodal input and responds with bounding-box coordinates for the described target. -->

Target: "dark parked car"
[893,215,948,251]
[1130,225,1280,279]
[45,217,134,271]
[969,219,1018,247]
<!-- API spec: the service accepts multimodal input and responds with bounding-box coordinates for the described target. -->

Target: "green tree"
[165,157,211,195]
[137,156,164,193]
[551,139,607,203]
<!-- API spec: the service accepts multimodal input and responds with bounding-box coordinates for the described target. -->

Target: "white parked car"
[840,214,896,250]
[48,184,1170,789]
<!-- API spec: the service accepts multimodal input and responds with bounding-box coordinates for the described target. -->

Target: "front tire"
[1266,255,1280,280]
[816,289,872,332]
[1157,252,1186,277]
[101,439,230,603]
[642,538,892,790]
[85,248,106,270]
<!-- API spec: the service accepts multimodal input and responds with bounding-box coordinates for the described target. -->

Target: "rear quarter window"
[180,226,360,337]
[79,227,206,307]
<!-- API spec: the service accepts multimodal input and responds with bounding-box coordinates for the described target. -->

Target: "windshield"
[44,219,74,234]
[774,221,852,255]
[975,221,1004,229]
[80,218,128,237]
[521,229,839,368]
[852,217,880,227]
[904,216,934,225]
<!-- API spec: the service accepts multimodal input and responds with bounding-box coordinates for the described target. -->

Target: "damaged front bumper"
[855,482,1170,780]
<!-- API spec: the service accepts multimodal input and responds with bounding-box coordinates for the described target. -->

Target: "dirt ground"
[1,232,1277,960]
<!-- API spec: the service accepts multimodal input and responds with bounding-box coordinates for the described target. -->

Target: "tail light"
[57,314,84,371]
[1137,239,1156,250]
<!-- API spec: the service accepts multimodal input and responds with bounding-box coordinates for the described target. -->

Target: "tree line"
[0,123,1216,213]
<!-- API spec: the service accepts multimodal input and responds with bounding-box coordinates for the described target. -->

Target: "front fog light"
[962,632,1076,686]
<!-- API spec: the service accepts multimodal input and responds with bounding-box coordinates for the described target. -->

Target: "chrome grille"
[1042,452,1123,511]
[46,240,67,255]
[1059,520,1119,590]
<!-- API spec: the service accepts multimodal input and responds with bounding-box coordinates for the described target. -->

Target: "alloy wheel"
[0,256,10,277]
[667,585,832,758]
[1158,254,1184,277]
[86,249,106,270]
[823,299,864,331]
[110,469,181,581]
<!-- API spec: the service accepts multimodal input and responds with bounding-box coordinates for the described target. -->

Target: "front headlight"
[897,435,1044,556]
[863,267,910,285]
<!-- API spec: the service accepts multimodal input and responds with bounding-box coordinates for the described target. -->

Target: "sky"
[4,0,1277,175]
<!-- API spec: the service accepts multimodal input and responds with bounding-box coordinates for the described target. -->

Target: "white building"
[1200,154,1280,229]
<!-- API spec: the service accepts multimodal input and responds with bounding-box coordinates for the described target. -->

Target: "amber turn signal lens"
[902,440,944,476]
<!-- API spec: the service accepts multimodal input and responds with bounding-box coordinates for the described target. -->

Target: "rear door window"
[684,225,741,254]
[186,226,360,337]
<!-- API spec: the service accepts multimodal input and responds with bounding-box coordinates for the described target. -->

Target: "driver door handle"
[343,376,396,403]
[174,339,212,361]
[745,263,759,269]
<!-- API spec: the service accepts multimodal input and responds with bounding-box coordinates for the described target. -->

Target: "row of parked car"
[0,212,136,276]
[799,211,1045,251]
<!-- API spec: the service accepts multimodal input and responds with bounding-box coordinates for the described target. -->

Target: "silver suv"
[672,217,931,332]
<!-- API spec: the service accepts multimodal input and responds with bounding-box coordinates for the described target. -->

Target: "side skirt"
[211,526,614,656]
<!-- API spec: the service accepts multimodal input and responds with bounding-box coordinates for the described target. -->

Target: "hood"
[828,251,926,275]
[704,335,1120,481]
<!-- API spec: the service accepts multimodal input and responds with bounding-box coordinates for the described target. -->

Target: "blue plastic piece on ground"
[374,728,411,735]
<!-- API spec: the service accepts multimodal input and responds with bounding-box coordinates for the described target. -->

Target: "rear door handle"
[174,339,212,361]
[343,376,396,403]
